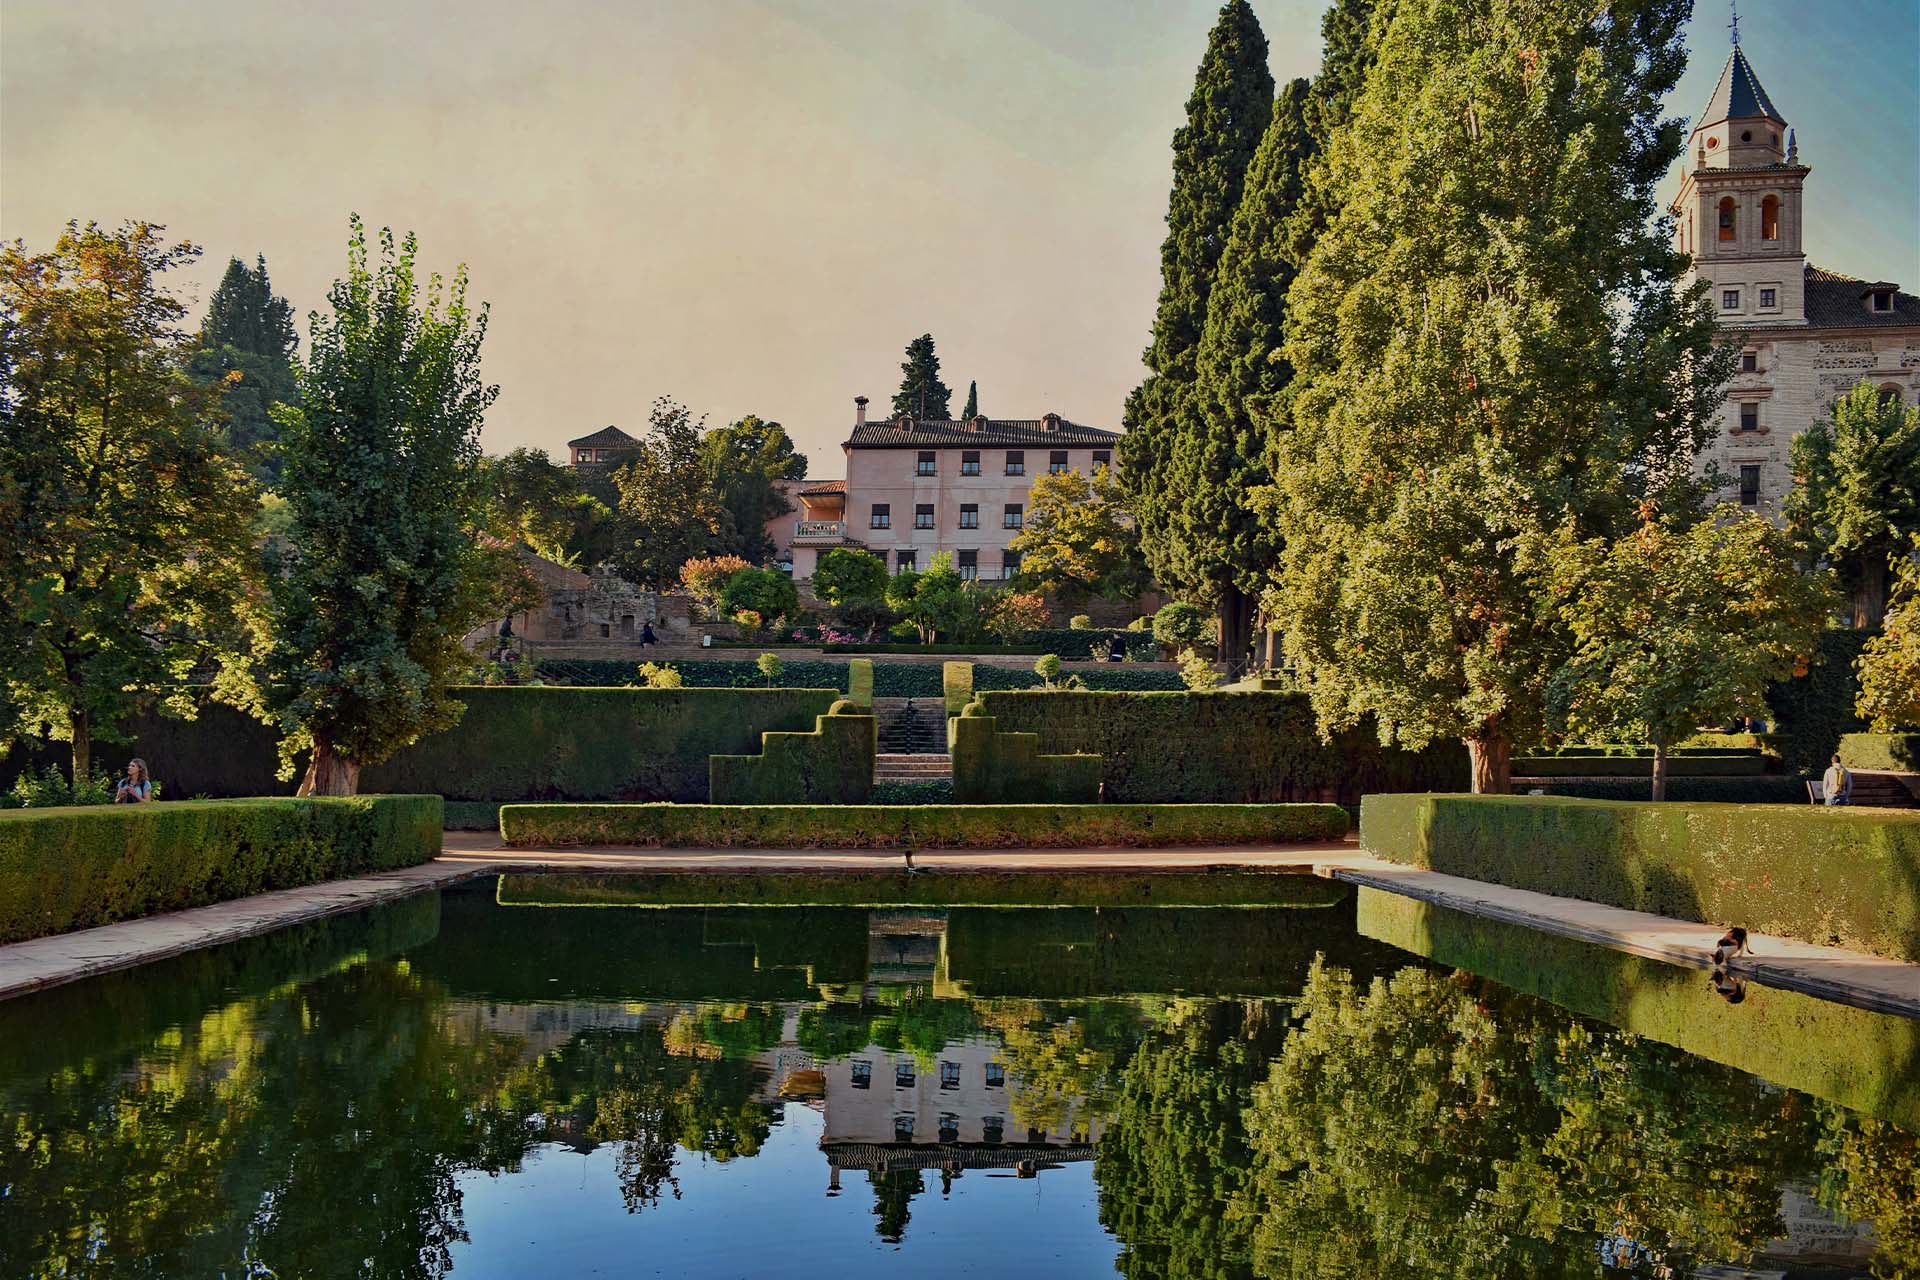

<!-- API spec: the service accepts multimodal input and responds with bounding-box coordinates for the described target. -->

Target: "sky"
[3,0,1915,476]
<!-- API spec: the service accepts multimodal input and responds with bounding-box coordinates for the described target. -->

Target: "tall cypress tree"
[1118,0,1273,618]
[891,334,951,419]
[961,380,978,420]
[186,255,298,481]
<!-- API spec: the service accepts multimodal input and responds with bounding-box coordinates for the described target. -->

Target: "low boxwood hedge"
[1513,776,1809,805]
[948,711,1100,804]
[1511,753,1764,777]
[0,795,442,943]
[1359,793,1920,962]
[499,801,1349,849]
[1839,733,1920,773]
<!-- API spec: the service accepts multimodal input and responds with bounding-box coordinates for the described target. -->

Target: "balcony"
[794,520,847,543]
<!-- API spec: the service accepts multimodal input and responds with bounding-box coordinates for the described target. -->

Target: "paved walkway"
[2,834,1915,1019]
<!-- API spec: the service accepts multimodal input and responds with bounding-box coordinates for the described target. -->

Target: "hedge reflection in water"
[0,887,1913,1279]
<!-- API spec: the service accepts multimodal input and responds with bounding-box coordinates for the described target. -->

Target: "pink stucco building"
[775,396,1121,581]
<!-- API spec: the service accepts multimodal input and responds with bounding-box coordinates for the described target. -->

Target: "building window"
[1761,195,1779,241]
[896,1060,915,1088]
[1738,403,1759,433]
[961,450,980,475]
[1005,450,1025,476]
[1759,287,1776,309]
[1003,503,1023,529]
[1738,464,1761,507]
[1092,449,1111,469]
[939,1061,960,1090]
[938,1113,960,1144]
[894,1114,915,1141]
[870,504,890,530]
[1049,450,1069,474]
[1740,351,1757,373]
[1879,384,1904,408]
[1721,289,1740,311]
[1002,551,1021,580]
[1717,196,1736,242]
[957,550,978,580]
[982,1116,1004,1145]
[917,450,936,476]
[851,1060,872,1090]
[1872,290,1894,312]
[958,503,979,529]
[915,503,935,530]
[985,1062,1005,1088]
[896,550,916,573]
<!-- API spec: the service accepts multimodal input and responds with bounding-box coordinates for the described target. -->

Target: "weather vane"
[1729,0,1740,46]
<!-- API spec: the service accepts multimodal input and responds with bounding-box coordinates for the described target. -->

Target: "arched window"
[1761,196,1780,241]
[1879,384,1904,409]
[1718,197,1737,242]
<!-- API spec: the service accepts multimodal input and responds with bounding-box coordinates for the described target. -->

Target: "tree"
[810,547,888,606]
[483,447,618,567]
[1118,0,1273,636]
[1152,601,1209,653]
[719,566,798,631]
[701,414,808,563]
[961,380,978,420]
[1262,0,1729,792]
[1856,550,1920,731]
[610,397,728,588]
[755,652,783,687]
[184,255,298,482]
[678,554,751,613]
[891,334,950,420]
[1009,467,1149,604]
[1785,381,1920,629]
[988,591,1049,641]
[0,221,260,780]
[1547,516,1836,800]
[885,552,971,643]
[259,218,511,795]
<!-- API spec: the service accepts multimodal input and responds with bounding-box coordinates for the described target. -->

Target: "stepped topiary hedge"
[977,690,1467,804]
[0,795,442,943]
[709,703,876,804]
[942,662,973,714]
[360,686,838,802]
[529,658,1183,697]
[847,658,874,708]
[948,706,1100,803]
[500,801,1349,849]
[1359,793,1920,962]
[1839,733,1920,773]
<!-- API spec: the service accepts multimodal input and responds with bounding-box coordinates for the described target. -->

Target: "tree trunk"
[1218,588,1254,680]
[1465,731,1512,795]
[1651,738,1669,802]
[69,710,92,784]
[298,738,362,796]
[1853,558,1888,630]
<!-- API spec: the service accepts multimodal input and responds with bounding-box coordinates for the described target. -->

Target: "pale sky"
[4,0,1915,476]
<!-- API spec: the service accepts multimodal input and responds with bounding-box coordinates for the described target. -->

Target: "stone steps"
[874,753,952,783]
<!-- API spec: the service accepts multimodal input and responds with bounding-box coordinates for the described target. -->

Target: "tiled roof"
[1802,264,1920,328]
[848,417,1120,448]
[567,425,642,449]
[797,478,846,496]
[1693,47,1786,132]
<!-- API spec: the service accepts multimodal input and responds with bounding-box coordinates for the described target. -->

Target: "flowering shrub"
[989,592,1050,641]
[680,556,753,611]
[734,609,764,632]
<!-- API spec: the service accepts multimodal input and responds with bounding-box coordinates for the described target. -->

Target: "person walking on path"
[115,758,155,804]
[1822,754,1851,806]
[639,621,657,650]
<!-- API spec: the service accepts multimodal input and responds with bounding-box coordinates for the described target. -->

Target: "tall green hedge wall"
[1767,628,1871,774]
[976,690,1468,804]
[0,795,442,943]
[530,659,1184,696]
[1839,733,1920,773]
[948,712,1101,804]
[710,709,876,804]
[1359,793,1920,963]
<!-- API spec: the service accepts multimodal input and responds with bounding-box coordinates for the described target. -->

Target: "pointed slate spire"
[1693,46,1788,133]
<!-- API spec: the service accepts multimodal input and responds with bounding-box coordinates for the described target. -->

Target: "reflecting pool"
[1,878,1914,1278]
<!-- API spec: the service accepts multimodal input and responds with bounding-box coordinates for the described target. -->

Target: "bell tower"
[1670,33,1808,327]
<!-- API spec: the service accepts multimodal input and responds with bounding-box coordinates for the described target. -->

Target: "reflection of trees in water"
[999,998,1150,1140]
[1818,1115,1920,1273]
[868,1168,924,1243]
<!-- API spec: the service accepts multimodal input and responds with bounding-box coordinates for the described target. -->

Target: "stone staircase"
[877,701,947,754]
[874,753,953,784]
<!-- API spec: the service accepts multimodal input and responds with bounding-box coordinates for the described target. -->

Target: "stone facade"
[1672,44,1920,517]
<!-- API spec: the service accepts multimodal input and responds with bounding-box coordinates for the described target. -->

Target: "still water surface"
[1,878,1914,1278]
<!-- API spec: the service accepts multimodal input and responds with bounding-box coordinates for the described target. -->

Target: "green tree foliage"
[1262,0,1729,792]
[961,379,978,420]
[611,397,729,587]
[260,218,513,795]
[1547,516,1836,799]
[1785,381,1920,628]
[1856,550,1920,730]
[1152,601,1209,651]
[891,333,951,419]
[701,413,809,563]
[885,552,974,643]
[1009,467,1149,604]
[0,221,260,780]
[1119,0,1273,636]
[810,547,888,606]
[718,566,798,629]
[184,255,298,481]
[482,446,619,567]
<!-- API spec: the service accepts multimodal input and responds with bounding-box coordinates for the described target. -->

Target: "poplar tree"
[1266,0,1728,793]
[962,380,978,420]
[1118,0,1273,613]
[891,334,951,419]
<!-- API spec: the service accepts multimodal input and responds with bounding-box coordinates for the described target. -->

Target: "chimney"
[854,395,869,426]
[1043,412,1062,432]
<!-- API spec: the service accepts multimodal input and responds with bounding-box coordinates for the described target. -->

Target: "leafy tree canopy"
[811,547,888,606]
[718,566,798,629]
[701,414,808,564]
[1856,549,1920,731]
[610,397,729,588]
[891,334,951,420]
[961,379,978,420]
[1009,467,1149,604]
[1785,380,1920,628]
[482,446,619,568]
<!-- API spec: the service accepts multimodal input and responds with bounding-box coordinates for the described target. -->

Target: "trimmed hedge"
[847,658,874,708]
[0,795,442,943]
[494,872,1347,911]
[948,711,1101,804]
[1767,627,1872,774]
[1510,753,1764,777]
[709,708,876,804]
[1512,776,1809,805]
[1359,793,1920,962]
[978,690,1467,804]
[530,658,1183,697]
[360,685,837,802]
[942,661,973,714]
[499,801,1350,849]
[1840,733,1920,773]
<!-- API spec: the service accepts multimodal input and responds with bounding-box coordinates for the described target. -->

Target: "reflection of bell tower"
[1670,29,1808,328]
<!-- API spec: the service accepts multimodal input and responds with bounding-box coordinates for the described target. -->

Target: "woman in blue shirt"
[115,758,154,804]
